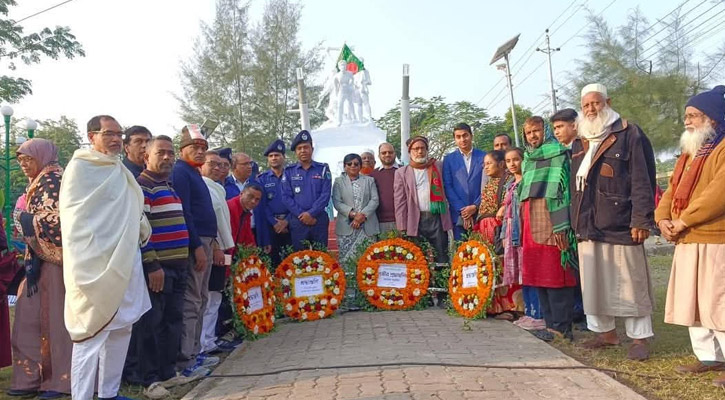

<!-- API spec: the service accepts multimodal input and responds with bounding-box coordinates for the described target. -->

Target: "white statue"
[317,67,338,123]
[334,60,357,125]
[354,59,372,122]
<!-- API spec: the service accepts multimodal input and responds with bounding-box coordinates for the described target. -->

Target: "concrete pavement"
[184,310,645,400]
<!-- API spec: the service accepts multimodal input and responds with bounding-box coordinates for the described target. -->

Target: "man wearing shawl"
[60,115,151,400]
[570,84,656,360]
[656,86,725,385]
[9,139,72,398]
[394,136,452,305]
[518,116,578,341]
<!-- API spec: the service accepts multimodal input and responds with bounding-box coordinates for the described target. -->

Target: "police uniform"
[281,131,332,250]
[257,139,292,266]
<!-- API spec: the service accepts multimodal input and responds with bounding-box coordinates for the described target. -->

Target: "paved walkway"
[184,310,645,400]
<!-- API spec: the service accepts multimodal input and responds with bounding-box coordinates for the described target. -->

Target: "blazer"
[443,148,486,224]
[393,162,453,236]
[332,174,380,236]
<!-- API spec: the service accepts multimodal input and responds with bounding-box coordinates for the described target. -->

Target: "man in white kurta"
[200,150,235,354]
[60,115,151,400]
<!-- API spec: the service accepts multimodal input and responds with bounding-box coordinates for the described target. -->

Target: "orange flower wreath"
[231,254,276,336]
[275,250,346,321]
[449,240,495,318]
[357,238,430,310]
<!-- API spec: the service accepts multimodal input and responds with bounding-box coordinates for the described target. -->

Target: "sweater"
[172,160,217,249]
[655,140,725,244]
[227,197,256,247]
[138,170,190,272]
[369,167,397,223]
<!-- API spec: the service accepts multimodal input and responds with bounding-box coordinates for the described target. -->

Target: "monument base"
[312,121,387,178]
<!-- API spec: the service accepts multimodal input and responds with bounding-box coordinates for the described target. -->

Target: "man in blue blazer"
[443,123,486,240]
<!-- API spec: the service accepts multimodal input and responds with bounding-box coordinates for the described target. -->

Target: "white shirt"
[414,168,430,212]
[203,177,235,250]
[459,148,473,174]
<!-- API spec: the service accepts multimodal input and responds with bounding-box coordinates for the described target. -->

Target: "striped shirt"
[138,169,190,272]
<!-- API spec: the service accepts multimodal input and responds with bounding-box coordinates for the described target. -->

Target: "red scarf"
[409,158,446,214]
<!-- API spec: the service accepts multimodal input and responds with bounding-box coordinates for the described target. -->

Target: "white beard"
[412,155,428,164]
[680,125,716,157]
[577,106,618,140]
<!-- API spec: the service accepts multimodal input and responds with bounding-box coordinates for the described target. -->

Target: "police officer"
[256,139,291,266]
[281,130,332,250]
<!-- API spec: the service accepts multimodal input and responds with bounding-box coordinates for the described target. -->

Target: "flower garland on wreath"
[230,248,276,338]
[449,240,495,318]
[275,250,345,321]
[357,238,430,310]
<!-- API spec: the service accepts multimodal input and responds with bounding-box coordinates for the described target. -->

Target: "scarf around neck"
[671,126,725,214]
[519,136,578,269]
[409,158,446,215]
[575,110,620,191]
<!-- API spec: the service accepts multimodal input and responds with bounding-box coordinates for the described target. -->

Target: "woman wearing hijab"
[9,138,72,399]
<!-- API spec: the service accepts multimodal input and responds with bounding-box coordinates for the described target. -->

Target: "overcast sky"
[5,0,722,139]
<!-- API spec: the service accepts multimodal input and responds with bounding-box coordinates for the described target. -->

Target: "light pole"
[1,105,13,240]
[25,118,37,139]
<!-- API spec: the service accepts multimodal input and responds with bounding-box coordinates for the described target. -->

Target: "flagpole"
[297,68,310,131]
[400,64,410,165]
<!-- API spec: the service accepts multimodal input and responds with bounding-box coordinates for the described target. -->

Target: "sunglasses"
[345,162,360,167]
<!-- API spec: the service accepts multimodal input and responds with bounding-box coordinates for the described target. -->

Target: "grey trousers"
[417,212,449,265]
[378,221,397,235]
[178,236,213,369]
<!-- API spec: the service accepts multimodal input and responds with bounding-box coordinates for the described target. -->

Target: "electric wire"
[15,0,77,24]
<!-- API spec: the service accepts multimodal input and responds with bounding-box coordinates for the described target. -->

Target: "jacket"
[393,162,453,236]
[570,118,656,245]
[443,148,485,224]
[332,174,380,237]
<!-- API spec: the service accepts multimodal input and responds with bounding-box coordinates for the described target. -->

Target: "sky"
[5,0,724,140]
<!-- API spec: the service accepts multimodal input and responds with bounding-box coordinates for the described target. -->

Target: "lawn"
[551,254,725,400]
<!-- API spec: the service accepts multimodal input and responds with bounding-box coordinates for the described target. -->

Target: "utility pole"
[287,68,310,131]
[400,64,411,165]
[497,61,520,147]
[536,29,560,114]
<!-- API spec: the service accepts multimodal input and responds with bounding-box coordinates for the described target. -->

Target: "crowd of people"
[0,81,724,399]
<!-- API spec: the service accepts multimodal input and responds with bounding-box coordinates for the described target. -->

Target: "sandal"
[144,382,170,400]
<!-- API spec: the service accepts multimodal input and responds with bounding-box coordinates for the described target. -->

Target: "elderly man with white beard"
[570,83,657,360]
[655,86,725,385]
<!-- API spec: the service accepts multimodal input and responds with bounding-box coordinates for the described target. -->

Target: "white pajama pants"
[70,324,133,400]
[690,326,725,362]
[587,314,654,339]
[200,291,223,353]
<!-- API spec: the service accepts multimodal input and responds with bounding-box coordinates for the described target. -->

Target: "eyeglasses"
[205,161,222,168]
[16,155,34,164]
[90,129,124,140]
[345,162,360,167]
[684,112,706,121]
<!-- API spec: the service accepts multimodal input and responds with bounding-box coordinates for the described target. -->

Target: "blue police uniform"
[281,131,332,250]
[257,139,291,265]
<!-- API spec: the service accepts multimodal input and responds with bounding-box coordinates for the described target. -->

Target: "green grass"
[551,254,725,400]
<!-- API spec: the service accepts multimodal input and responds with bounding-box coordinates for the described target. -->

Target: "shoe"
[144,382,171,400]
[574,321,589,331]
[676,361,725,374]
[205,344,222,354]
[627,342,650,361]
[530,329,555,342]
[38,391,66,399]
[516,318,546,331]
[513,316,532,327]
[7,389,38,398]
[181,363,211,378]
[215,341,238,353]
[196,353,220,367]
[580,335,620,349]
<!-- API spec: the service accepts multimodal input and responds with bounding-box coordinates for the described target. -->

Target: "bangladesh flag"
[337,44,365,73]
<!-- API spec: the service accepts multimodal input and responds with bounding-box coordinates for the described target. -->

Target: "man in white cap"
[570,83,657,360]
[360,148,376,175]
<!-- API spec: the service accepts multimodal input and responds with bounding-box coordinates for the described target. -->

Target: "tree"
[559,8,723,152]
[375,96,496,160]
[35,116,82,167]
[0,0,84,102]
[178,0,322,162]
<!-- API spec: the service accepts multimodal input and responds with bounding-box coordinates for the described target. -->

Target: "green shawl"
[518,134,578,270]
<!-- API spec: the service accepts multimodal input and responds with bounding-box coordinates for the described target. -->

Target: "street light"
[25,118,37,138]
[1,105,13,240]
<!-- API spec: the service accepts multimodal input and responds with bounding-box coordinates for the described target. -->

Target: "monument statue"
[354,59,372,123]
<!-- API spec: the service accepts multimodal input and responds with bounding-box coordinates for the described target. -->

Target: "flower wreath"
[357,238,430,310]
[275,250,345,321]
[231,253,276,338]
[449,240,495,318]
